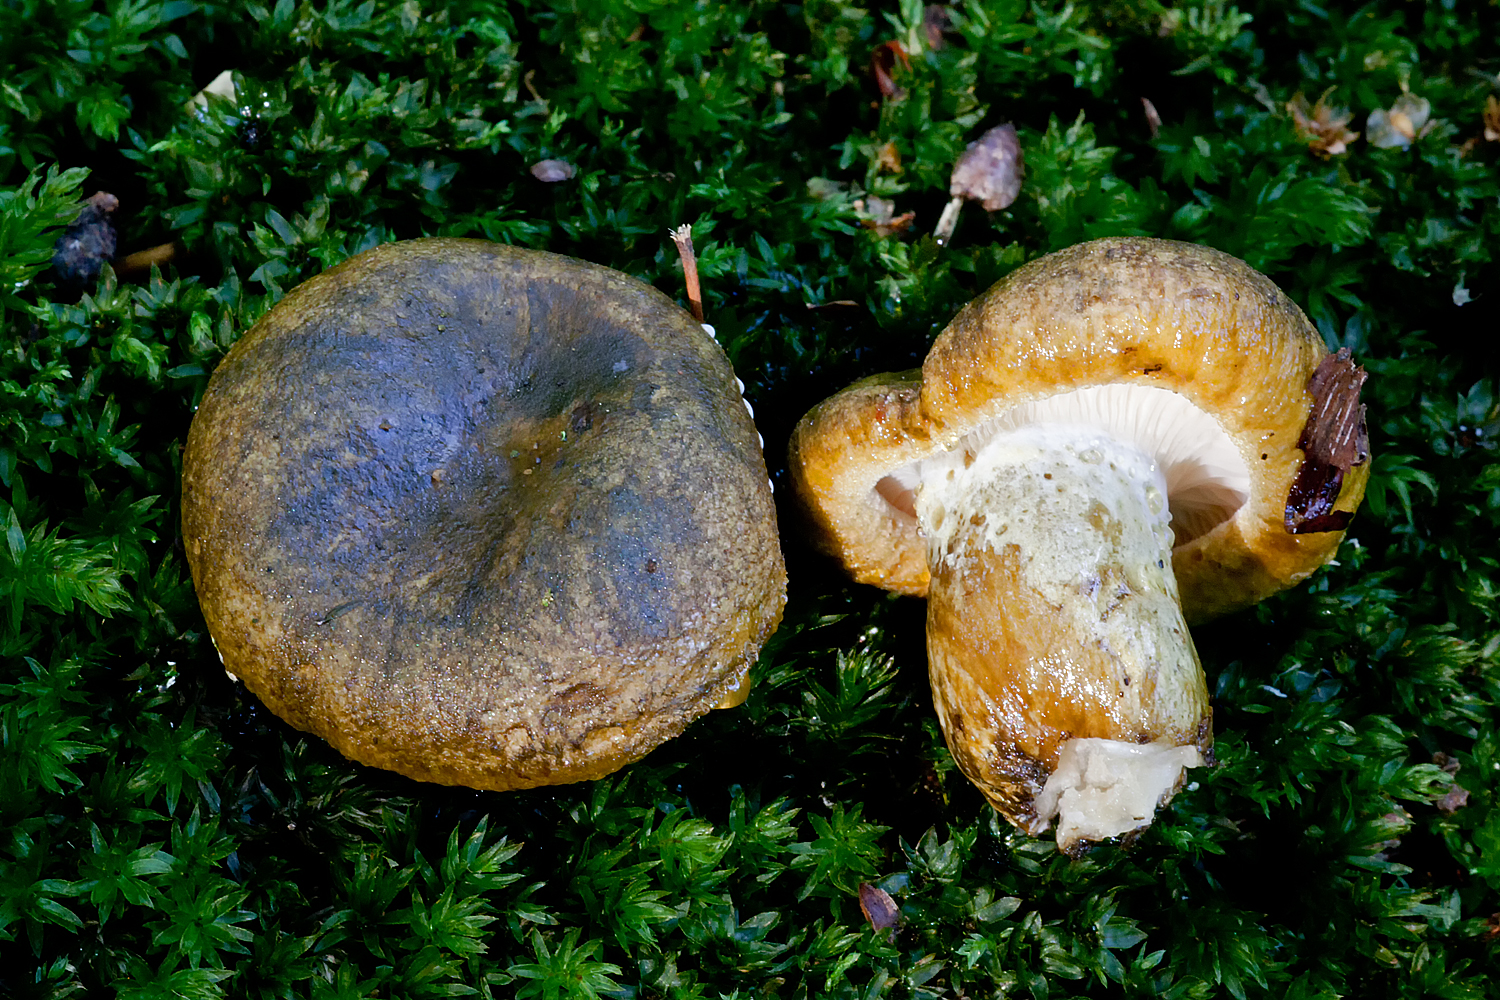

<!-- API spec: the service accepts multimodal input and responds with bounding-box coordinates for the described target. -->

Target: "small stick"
[933,196,963,245]
[669,224,704,322]
[523,69,546,107]
[115,241,178,280]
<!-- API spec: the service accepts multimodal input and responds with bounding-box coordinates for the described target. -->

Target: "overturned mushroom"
[789,238,1368,850]
[182,239,786,790]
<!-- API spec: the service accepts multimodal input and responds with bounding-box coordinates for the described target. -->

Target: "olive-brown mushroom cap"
[182,238,786,790]
[789,237,1369,624]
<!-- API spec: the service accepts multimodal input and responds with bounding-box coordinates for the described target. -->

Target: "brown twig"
[669,224,704,323]
[115,241,179,280]
[523,69,546,108]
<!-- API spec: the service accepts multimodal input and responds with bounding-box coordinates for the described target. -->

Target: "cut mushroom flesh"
[884,384,1247,848]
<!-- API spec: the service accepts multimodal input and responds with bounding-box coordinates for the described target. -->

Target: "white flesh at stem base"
[915,423,1208,849]
[1033,737,1204,846]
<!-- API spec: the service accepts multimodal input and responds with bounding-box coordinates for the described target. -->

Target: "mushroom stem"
[915,423,1210,849]
[933,196,964,245]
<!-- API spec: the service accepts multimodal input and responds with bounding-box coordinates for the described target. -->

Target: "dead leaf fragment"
[1436,785,1470,815]
[1285,348,1370,534]
[1485,95,1500,142]
[530,159,576,183]
[1367,92,1435,149]
[871,41,911,100]
[1432,752,1469,814]
[1141,97,1162,138]
[923,5,949,50]
[949,123,1024,211]
[805,177,849,201]
[187,69,237,116]
[856,196,916,237]
[1288,90,1359,157]
[875,141,903,174]
[858,883,899,937]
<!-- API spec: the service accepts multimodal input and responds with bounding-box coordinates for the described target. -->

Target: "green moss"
[2,0,1499,996]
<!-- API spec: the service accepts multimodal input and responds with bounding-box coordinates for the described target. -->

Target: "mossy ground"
[2,1,1499,997]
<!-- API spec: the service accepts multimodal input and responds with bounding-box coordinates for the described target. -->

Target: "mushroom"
[182,238,786,790]
[788,238,1369,850]
[934,123,1024,245]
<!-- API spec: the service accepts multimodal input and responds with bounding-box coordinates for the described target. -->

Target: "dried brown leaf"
[856,196,915,237]
[1285,348,1370,534]
[1288,90,1359,157]
[871,41,911,100]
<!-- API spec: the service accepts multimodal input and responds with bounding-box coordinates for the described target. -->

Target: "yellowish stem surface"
[917,424,1211,847]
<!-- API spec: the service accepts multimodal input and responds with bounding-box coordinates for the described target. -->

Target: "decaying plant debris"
[1,1,1498,996]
